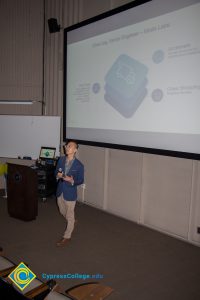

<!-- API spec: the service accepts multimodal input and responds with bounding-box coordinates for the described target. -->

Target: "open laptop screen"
[39,147,56,160]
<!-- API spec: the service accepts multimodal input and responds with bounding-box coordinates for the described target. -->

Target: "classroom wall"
[0,0,199,246]
[0,0,44,115]
[78,146,200,246]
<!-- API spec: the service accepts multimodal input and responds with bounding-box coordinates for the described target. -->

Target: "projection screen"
[63,0,200,159]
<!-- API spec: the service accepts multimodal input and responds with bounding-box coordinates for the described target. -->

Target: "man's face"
[65,142,77,156]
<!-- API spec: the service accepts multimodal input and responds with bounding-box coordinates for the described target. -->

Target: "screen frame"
[63,0,200,161]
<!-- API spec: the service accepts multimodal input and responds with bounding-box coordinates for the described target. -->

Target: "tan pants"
[57,194,76,239]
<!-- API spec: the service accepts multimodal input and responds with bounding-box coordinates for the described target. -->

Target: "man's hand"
[57,171,64,179]
[63,175,74,185]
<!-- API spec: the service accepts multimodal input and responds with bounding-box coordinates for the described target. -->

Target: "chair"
[0,256,56,300]
[0,255,15,277]
[65,282,114,300]
[0,277,28,300]
[23,279,56,299]
[44,290,74,300]
[0,276,56,300]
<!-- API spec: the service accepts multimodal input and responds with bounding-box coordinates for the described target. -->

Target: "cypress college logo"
[8,262,36,291]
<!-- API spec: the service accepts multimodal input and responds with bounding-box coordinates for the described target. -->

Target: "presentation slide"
[64,0,200,156]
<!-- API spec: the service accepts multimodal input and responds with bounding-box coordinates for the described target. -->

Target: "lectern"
[7,163,38,221]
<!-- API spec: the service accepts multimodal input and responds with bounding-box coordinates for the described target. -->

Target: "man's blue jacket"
[55,156,84,201]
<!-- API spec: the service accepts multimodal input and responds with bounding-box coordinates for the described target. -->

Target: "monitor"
[39,147,56,160]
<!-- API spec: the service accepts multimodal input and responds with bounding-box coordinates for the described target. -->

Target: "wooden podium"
[7,163,38,221]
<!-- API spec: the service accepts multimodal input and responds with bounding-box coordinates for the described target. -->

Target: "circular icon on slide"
[151,89,164,102]
[152,50,165,64]
[92,83,101,94]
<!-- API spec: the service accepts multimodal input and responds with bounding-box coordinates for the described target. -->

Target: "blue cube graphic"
[104,54,148,118]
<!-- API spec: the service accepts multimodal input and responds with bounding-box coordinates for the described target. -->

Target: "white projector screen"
[63,0,200,159]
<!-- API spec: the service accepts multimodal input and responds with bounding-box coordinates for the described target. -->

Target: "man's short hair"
[65,139,79,149]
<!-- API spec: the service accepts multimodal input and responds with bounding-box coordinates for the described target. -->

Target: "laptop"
[39,147,56,160]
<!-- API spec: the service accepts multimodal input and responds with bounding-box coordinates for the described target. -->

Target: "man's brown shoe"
[56,238,71,247]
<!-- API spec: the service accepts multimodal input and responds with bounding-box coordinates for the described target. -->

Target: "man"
[55,140,84,247]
